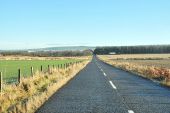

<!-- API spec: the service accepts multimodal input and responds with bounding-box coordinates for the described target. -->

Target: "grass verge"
[0,59,90,113]
[98,56,170,86]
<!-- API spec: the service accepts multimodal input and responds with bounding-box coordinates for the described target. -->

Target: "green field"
[0,59,80,83]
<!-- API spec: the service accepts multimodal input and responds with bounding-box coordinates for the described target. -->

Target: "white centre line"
[103,72,107,76]
[128,110,135,113]
[109,81,117,89]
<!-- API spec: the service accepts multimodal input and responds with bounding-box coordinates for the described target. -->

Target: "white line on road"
[109,81,117,89]
[128,110,135,113]
[103,72,107,76]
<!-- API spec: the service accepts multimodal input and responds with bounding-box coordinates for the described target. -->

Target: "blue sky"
[0,0,170,50]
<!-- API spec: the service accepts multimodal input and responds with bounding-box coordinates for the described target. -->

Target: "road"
[36,56,170,113]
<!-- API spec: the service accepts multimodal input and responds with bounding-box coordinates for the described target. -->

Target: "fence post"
[41,65,43,72]
[0,72,2,95]
[64,64,66,69]
[18,69,21,84]
[31,67,34,77]
[48,65,50,73]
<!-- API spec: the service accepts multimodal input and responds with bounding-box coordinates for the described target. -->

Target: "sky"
[0,0,170,50]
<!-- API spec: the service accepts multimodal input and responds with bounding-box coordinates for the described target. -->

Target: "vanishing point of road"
[36,56,170,113]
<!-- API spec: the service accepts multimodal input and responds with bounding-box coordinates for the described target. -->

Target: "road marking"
[128,110,135,113]
[109,81,117,89]
[103,72,107,76]
[98,66,101,69]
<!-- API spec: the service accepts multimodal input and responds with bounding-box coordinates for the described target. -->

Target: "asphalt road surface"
[36,56,170,113]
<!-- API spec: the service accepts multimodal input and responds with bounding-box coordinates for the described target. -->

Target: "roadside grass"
[98,54,170,86]
[0,58,90,113]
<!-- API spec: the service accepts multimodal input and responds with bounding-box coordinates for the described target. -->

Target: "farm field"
[99,54,170,60]
[110,59,170,68]
[99,54,170,68]
[0,58,82,83]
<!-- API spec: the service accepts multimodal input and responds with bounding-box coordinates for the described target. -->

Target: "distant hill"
[28,46,95,52]
[0,46,94,57]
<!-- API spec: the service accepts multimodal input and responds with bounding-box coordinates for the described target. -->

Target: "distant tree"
[94,45,170,54]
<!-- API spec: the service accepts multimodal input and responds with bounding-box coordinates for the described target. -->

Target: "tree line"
[0,50,92,57]
[94,45,170,54]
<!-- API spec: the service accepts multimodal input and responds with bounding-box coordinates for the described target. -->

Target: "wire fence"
[0,61,83,94]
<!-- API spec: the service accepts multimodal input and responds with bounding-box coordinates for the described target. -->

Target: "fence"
[0,61,83,95]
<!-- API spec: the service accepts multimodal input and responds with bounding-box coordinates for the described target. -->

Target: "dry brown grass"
[0,55,91,61]
[99,54,170,60]
[110,59,170,68]
[98,55,170,86]
[0,60,90,113]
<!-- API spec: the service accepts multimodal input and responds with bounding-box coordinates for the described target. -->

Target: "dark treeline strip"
[94,45,170,54]
[0,50,92,57]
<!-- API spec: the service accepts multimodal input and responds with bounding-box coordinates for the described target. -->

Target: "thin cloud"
[46,43,90,46]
